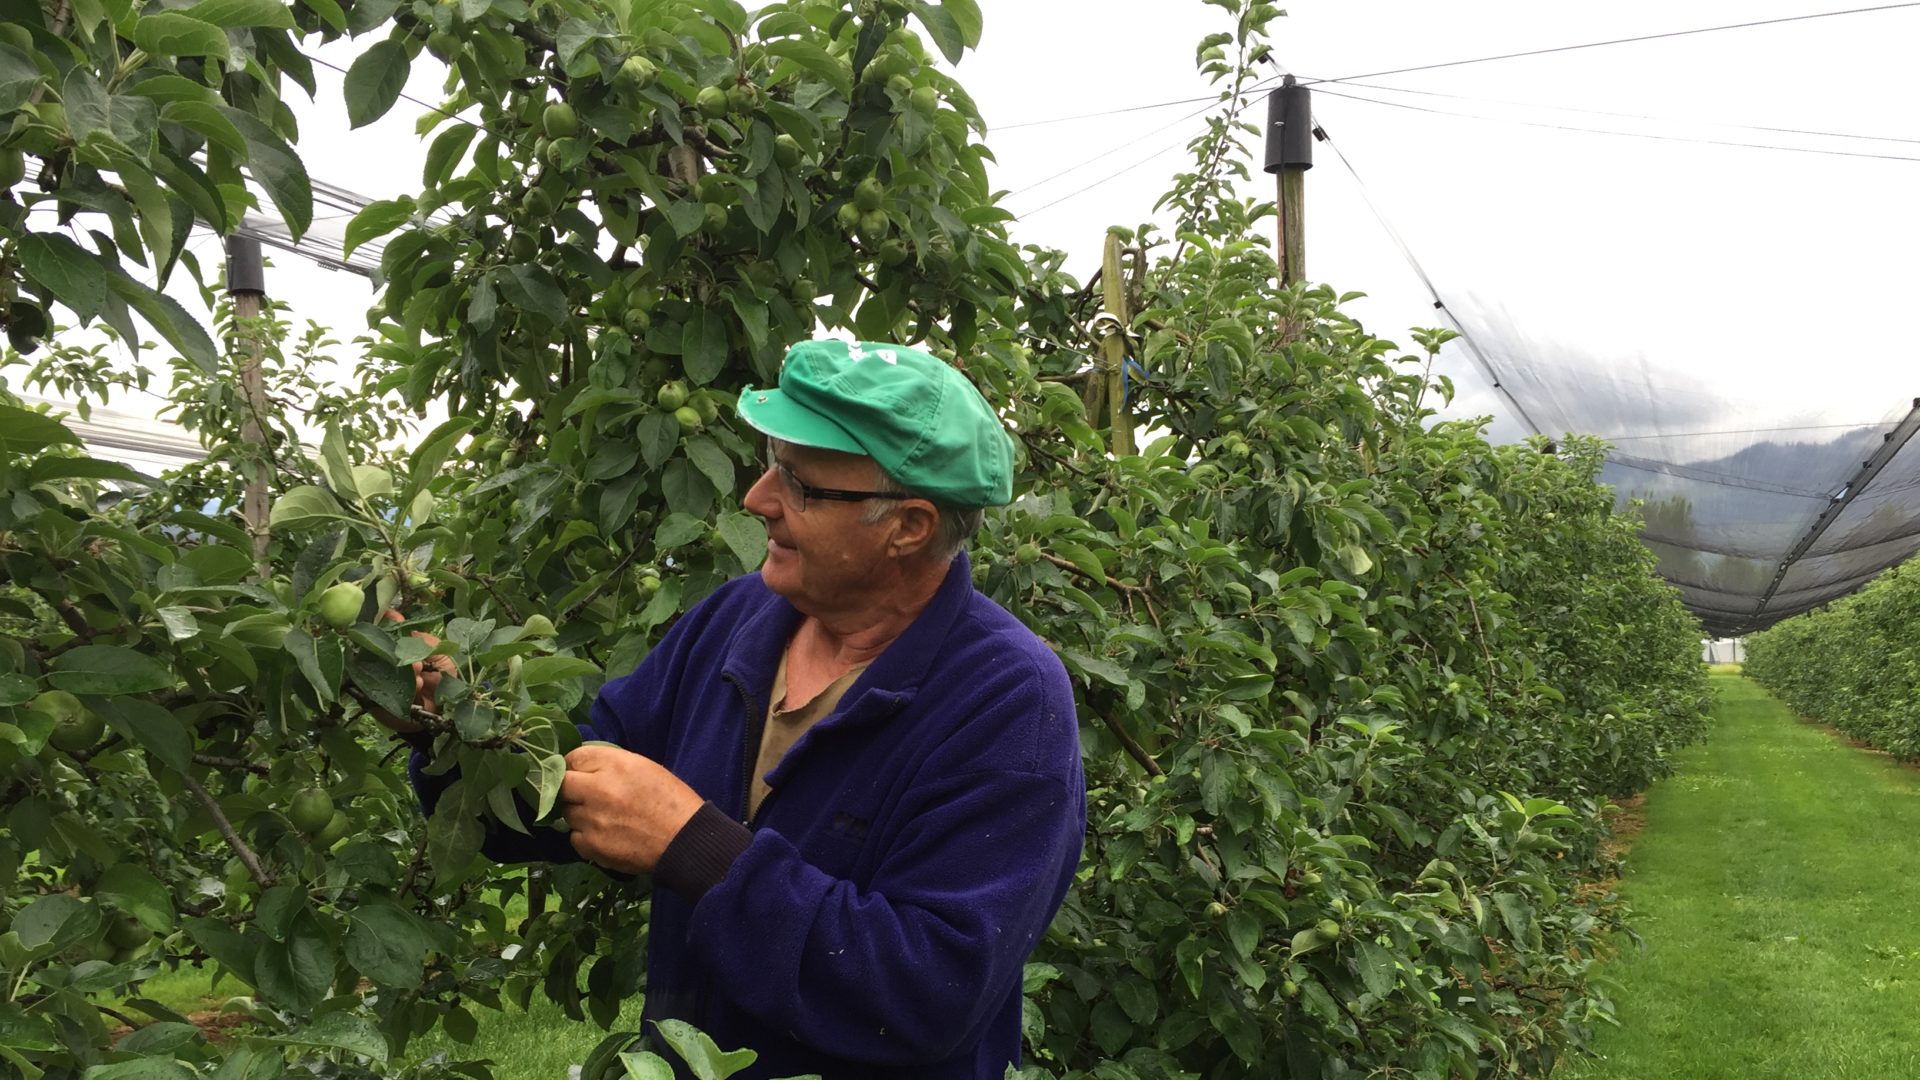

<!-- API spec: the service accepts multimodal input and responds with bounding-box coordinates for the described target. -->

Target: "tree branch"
[179,771,276,889]
[1100,712,1163,778]
[192,753,270,776]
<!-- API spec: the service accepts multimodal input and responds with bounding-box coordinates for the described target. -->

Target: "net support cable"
[1744,397,1920,631]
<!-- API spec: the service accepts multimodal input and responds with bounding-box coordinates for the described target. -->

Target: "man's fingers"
[564,744,621,771]
[558,767,597,806]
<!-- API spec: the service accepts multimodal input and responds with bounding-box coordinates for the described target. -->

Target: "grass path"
[1560,673,1920,1078]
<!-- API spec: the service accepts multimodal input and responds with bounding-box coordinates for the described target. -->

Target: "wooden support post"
[1100,233,1135,458]
[1263,78,1314,286]
[226,236,271,576]
[1279,166,1305,285]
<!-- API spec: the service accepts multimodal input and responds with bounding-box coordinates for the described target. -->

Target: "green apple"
[543,102,580,138]
[289,787,334,836]
[618,56,657,90]
[317,582,363,629]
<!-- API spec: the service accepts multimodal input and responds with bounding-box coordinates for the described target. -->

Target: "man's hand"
[369,610,454,734]
[559,744,704,874]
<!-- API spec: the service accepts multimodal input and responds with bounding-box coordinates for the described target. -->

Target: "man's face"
[741,443,899,614]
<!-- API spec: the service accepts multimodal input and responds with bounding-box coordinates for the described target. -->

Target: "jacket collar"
[720,551,976,721]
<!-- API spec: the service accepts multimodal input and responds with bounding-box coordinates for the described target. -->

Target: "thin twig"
[398,832,431,900]
[474,573,525,624]
[561,543,642,621]
[179,771,276,888]
[192,753,270,776]
[1101,713,1163,778]
[1040,551,1149,597]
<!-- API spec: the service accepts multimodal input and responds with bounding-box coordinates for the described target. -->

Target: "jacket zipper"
[696,670,764,1040]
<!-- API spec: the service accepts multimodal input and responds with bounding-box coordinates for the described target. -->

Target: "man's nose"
[742,466,783,521]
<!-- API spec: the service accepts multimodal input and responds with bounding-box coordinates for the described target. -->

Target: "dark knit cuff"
[655,802,753,902]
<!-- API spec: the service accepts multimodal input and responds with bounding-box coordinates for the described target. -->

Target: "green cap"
[737,339,1014,508]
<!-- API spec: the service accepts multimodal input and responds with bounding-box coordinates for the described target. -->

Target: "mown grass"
[1558,673,1920,1078]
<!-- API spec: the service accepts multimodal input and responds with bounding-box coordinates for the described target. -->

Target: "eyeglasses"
[766,457,895,512]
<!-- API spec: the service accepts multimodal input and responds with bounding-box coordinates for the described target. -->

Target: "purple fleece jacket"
[423,552,1085,1079]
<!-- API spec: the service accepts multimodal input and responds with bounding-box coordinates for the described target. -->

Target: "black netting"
[1448,313,1919,637]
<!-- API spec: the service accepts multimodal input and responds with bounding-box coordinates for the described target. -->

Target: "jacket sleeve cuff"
[655,802,753,902]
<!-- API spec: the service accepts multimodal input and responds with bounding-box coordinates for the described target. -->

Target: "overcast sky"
[46,0,1920,462]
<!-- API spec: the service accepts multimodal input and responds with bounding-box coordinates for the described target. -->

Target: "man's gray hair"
[861,468,985,563]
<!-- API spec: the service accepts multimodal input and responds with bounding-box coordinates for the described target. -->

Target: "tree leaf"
[940,0,982,46]
[178,0,294,28]
[518,655,599,688]
[342,196,415,259]
[252,909,336,1014]
[220,106,312,240]
[343,40,410,129]
[270,485,354,528]
[655,512,706,549]
[97,863,177,932]
[617,1051,678,1080]
[160,100,248,158]
[94,697,194,774]
[79,1058,196,1078]
[650,1018,756,1080]
[681,308,728,385]
[906,1,964,65]
[0,403,83,453]
[48,645,177,695]
[13,894,102,957]
[716,511,766,571]
[264,1009,388,1065]
[19,231,108,319]
[103,271,218,374]
[683,436,736,496]
[283,628,343,705]
[131,12,231,59]
[345,900,427,986]
[423,123,477,188]
[761,40,851,98]
[501,263,572,326]
[638,411,679,470]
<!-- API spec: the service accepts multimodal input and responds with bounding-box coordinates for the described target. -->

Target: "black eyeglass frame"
[767,457,898,512]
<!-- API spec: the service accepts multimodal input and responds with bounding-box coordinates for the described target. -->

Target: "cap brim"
[736,386,867,455]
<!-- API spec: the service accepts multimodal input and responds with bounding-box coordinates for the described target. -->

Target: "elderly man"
[414,339,1085,1079]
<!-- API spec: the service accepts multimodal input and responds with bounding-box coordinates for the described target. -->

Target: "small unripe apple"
[542,101,580,138]
[317,582,364,629]
[618,56,657,90]
[289,787,335,836]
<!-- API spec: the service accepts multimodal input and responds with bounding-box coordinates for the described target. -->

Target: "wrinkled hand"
[560,744,704,874]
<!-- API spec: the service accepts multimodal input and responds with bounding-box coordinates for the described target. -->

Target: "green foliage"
[1746,558,1920,757]
[0,0,1712,1077]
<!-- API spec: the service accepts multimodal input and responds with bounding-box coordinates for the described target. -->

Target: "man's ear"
[887,500,939,558]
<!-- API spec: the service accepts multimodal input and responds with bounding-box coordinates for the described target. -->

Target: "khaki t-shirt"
[749,653,867,819]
